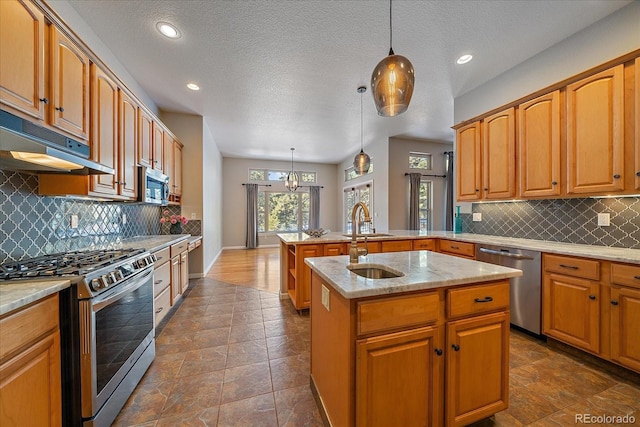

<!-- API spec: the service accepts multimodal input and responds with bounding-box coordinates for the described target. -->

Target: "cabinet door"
[153,122,163,171]
[483,108,515,199]
[118,90,137,198]
[90,64,118,196]
[180,251,189,294]
[380,240,412,253]
[518,91,561,197]
[456,121,482,201]
[543,273,600,353]
[324,243,346,256]
[0,0,45,120]
[356,326,441,427]
[138,108,153,168]
[446,311,509,427]
[294,244,323,310]
[50,25,89,141]
[170,255,181,305]
[0,331,61,427]
[567,65,624,194]
[173,142,183,197]
[610,286,640,372]
[635,58,640,190]
[163,133,175,187]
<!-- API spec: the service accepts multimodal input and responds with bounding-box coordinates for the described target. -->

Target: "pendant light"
[353,86,371,175]
[285,148,299,191]
[370,0,414,117]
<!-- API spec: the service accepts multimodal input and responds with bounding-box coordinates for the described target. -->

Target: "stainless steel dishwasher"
[476,244,542,335]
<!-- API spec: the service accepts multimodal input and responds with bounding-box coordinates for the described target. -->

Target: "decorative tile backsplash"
[0,170,198,263]
[462,197,640,249]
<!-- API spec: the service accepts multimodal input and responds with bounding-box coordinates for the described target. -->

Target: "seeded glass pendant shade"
[285,148,299,191]
[371,0,414,117]
[353,86,371,175]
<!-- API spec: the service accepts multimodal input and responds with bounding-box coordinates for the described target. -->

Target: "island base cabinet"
[446,311,509,427]
[610,286,640,372]
[356,327,442,427]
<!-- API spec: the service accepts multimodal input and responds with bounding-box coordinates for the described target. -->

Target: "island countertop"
[305,250,522,299]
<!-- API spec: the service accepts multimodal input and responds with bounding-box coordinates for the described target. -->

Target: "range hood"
[0,110,115,175]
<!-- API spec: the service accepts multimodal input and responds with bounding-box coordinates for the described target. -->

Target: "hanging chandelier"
[370,0,414,117]
[285,147,299,191]
[353,86,371,175]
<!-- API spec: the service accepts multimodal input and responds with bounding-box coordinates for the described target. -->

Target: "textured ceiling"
[63,0,631,164]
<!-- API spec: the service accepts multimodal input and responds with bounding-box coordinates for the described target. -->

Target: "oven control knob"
[90,278,102,291]
[151,254,157,262]
[102,275,112,286]
[146,255,155,265]
[114,270,124,281]
[137,258,147,268]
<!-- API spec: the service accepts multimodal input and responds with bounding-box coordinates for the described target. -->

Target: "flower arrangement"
[160,210,188,225]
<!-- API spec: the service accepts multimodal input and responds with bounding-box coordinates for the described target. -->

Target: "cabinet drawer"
[611,263,640,289]
[0,294,59,360]
[154,286,171,326]
[153,261,171,296]
[439,240,475,258]
[447,281,509,318]
[153,247,170,266]
[170,240,188,257]
[357,293,440,336]
[412,239,436,251]
[324,243,347,256]
[544,254,600,280]
[380,240,412,253]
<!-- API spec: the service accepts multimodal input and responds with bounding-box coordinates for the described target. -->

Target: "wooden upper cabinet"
[118,90,137,199]
[163,132,174,184]
[138,108,153,168]
[483,108,516,199]
[173,142,183,196]
[456,121,482,201]
[636,57,640,190]
[90,64,118,196]
[567,65,624,194]
[0,0,45,120]
[153,122,163,171]
[518,91,561,197]
[50,25,89,141]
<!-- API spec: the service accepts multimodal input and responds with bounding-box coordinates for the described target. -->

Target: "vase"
[169,223,183,234]
[453,206,462,233]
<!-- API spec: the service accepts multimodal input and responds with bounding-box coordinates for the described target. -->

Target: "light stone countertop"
[117,234,191,253]
[305,251,523,299]
[279,230,640,265]
[0,279,70,316]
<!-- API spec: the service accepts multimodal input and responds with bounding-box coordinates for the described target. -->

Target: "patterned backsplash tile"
[0,170,199,263]
[461,197,640,249]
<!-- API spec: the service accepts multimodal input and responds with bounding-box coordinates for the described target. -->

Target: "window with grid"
[344,183,372,233]
[344,161,374,181]
[249,169,316,184]
[257,190,309,233]
[409,152,432,170]
[418,180,433,231]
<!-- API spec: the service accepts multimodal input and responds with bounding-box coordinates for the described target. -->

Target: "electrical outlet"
[122,214,127,225]
[597,213,610,226]
[70,215,79,229]
[472,212,482,222]
[191,212,197,220]
[321,284,330,311]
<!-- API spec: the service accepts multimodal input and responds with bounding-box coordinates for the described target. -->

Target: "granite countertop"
[305,251,522,299]
[118,234,191,253]
[279,230,640,265]
[0,279,70,316]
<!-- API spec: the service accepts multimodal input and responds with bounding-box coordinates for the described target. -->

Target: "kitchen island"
[305,251,522,427]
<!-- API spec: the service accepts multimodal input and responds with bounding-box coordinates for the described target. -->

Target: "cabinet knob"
[551,181,557,186]
[636,172,640,177]
[483,188,488,191]
[634,275,640,280]
[114,180,120,184]
[39,97,49,104]
[55,106,64,112]
[434,348,443,356]
[474,296,494,303]
[155,307,164,314]
[610,300,619,306]
[475,189,479,192]
[451,344,460,351]
[613,174,621,179]
[588,294,596,300]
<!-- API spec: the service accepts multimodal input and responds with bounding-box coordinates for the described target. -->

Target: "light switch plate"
[472,212,482,222]
[191,212,197,219]
[597,213,610,226]
[321,284,330,311]
[70,215,79,229]
[122,214,127,225]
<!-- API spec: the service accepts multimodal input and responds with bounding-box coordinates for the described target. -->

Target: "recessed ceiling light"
[186,83,200,91]
[456,54,473,65]
[156,22,181,39]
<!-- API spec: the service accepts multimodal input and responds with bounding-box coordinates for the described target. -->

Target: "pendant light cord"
[388,0,394,55]
[360,90,364,151]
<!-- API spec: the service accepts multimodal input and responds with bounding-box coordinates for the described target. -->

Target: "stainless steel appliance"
[0,248,156,427]
[138,165,169,205]
[475,244,542,335]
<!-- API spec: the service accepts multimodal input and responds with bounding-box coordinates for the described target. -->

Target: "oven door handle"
[478,247,534,260]
[92,267,153,311]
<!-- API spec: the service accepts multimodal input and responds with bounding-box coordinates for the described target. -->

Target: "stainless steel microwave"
[138,166,169,205]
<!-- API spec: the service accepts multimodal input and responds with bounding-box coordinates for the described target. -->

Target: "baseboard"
[221,244,280,250]
[203,248,223,275]
[188,273,204,279]
[310,374,331,427]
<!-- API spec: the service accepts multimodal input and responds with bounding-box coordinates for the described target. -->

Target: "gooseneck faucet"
[349,202,371,264]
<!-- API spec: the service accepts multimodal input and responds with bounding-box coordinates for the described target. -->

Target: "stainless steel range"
[0,248,156,427]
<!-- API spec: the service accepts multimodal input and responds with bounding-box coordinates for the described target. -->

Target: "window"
[345,161,374,181]
[409,152,432,170]
[258,190,309,232]
[344,183,373,233]
[418,180,432,231]
[249,169,316,184]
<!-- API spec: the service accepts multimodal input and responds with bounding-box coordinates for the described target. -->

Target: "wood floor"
[207,247,280,294]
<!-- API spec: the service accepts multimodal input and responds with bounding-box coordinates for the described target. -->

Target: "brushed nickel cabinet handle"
[39,97,49,104]
[559,264,578,270]
[613,174,620,179]
[55,106,64,112]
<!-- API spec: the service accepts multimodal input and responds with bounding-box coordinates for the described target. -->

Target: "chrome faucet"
[349,202,371,264]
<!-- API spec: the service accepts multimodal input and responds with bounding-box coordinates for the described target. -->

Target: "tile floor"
[114,276,640,427]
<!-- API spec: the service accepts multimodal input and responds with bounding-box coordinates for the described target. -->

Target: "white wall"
[222,158,339,248]
[388,138,453,231]
[202,119,223,272]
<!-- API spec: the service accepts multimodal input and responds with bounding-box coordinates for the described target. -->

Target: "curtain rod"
[242,183,272,187]
[404,173,447,178]
[241,183,324,188]
[297,185,324,189]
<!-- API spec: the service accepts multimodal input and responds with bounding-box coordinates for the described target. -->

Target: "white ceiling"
[64,0,631,164]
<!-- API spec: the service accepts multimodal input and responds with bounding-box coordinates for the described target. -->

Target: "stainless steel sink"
[342,233,392,238]
[347,264,405,279]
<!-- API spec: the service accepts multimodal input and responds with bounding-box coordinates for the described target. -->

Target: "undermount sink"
[347,264,405,279]
[342,233,392,238]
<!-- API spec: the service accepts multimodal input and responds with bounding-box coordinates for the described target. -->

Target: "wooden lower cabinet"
[356,326,441,427]
[610,286,640,372]
[439,240,475,259]
[324,243,347,256]
[180,251,189,293]
[380,240,413,252]
[446,311,509,427]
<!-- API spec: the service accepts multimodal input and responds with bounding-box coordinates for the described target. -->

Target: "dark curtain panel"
[309,186,321,230]
[408,173,422,230]
[444,151,454,231]
[245,183,259,248]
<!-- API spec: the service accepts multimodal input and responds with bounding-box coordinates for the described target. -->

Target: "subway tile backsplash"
[0,170,198,263]
[462,197,640,249]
